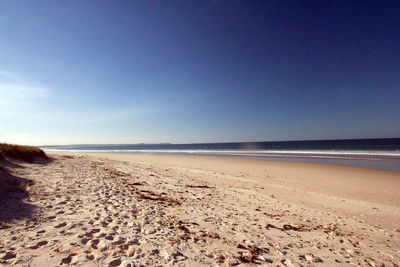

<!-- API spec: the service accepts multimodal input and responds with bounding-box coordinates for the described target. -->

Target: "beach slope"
[1,153,399,266]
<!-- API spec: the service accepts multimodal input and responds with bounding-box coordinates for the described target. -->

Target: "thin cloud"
[49,106,170,125]
[0,69,49,108]
[0,83,49,107]
[0,69,20,81]
[13,133,33,138]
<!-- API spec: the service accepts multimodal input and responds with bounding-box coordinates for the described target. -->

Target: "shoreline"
[90,153,400,200]
[46,150,400,172]
[1,153,399,265]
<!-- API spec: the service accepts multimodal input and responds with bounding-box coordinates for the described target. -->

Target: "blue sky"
[0,1,399,145]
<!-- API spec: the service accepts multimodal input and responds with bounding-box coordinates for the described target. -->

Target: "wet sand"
[1,153,399,266]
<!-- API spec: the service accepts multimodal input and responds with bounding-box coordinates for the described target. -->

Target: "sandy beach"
[1,153,400,266]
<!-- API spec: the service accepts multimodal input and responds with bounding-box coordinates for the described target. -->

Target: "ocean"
[42,138,400,172]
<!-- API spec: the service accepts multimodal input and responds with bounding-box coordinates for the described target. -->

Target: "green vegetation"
[0,143,47,162]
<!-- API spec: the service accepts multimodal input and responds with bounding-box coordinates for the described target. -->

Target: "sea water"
[42,138,400,172]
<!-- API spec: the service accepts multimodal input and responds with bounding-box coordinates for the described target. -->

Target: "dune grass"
[0,143,47,162]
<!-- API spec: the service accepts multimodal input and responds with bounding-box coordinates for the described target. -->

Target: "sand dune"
[1,153,399,266]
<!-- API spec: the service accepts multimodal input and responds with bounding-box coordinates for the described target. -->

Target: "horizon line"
[38,137,400,147]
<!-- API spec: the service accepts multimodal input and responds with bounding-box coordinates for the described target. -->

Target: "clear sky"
[0,1,399,145]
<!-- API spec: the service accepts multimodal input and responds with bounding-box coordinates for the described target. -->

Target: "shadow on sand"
[0,158,53,224]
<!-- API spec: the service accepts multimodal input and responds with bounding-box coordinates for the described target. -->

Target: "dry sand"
[1,153,399,266]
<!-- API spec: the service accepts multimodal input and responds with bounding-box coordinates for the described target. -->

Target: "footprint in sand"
[61,254,76,264]
[91,228,101,234]
[2,252,16,260]
[68,223,77,230]
[29,240,48,249]
[84,232,94,238]
[86,254,95,260]
[80,238,89,245]
[90,239,100,249]
[109,258,122,266]
[55,222,67,228]
[106,234,115,241]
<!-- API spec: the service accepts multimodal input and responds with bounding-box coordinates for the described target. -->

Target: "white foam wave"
[43,148,400,158]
